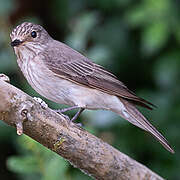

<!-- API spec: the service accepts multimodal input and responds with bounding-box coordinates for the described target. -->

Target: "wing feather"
[42,44,155,109]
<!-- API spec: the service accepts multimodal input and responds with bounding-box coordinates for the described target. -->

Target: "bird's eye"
[31,31,37,38]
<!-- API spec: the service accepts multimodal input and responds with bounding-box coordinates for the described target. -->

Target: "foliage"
[7,135,91,180]
[0,0,180,179]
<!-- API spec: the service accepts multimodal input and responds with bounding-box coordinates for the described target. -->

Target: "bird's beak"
[11,39,23,47]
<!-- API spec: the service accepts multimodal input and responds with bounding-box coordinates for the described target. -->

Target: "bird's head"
[10,22,51,48]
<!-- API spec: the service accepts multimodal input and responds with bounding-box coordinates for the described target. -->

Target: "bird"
[10,22,174,153]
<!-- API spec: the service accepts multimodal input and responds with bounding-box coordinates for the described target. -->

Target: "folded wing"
[43,47,154,109]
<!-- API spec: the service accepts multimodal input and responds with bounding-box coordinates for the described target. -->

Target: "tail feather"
[113,98,174,153]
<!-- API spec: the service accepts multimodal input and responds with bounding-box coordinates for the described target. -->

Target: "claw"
[33,97,48,109]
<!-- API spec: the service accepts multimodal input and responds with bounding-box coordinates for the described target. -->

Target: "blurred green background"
[0,0,180,179]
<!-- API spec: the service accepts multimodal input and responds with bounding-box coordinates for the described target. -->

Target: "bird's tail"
[112,98,174,153]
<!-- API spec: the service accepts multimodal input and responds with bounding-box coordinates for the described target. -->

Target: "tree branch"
[0,74,164,180]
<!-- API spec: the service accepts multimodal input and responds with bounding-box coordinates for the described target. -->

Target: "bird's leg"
[55,106,85,124]
[71,108,85,122]
[55,105,79,113]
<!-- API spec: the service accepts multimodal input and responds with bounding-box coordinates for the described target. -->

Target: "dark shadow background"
[0,0,180,179]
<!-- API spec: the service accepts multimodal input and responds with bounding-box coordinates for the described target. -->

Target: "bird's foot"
[55,107,84,127]
[0,74,10,83]
[59,113,71,121]
[33,97,48,109]
[75,122,83,127]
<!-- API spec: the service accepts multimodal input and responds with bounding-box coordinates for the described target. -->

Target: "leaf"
[0,0,15,16]
[43,157,69,180]
[125,5,148,27]
[141,22,169,55]
[66,12,99,51]
[153,52,180,89]
[7,156,39,174]
[125,0,171,27]
[174,24,180,45]
[87,45,112,64]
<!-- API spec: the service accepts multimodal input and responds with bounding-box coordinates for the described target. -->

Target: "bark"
[0,74,164,180]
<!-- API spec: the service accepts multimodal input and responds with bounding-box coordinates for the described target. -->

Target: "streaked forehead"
[10,22,42,40]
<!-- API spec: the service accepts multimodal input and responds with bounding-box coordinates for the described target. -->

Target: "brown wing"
[42,43,155,109]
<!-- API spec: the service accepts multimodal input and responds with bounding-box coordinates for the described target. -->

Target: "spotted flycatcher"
[10,22,174,153]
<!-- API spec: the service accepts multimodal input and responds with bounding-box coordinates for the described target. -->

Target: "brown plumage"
[10,22,174,153]
[44,48,154,110]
